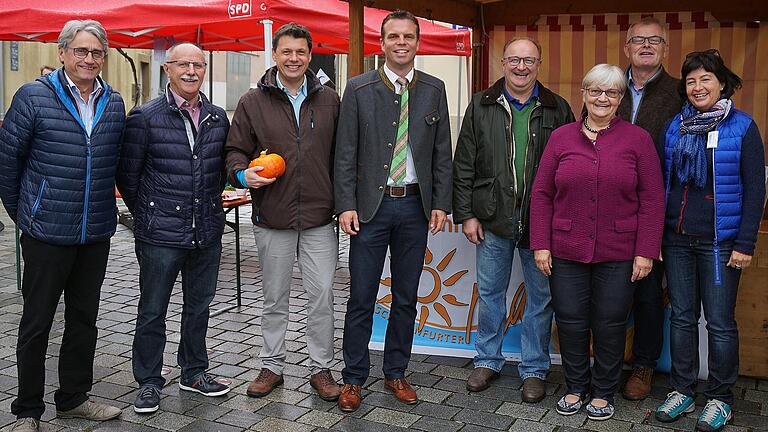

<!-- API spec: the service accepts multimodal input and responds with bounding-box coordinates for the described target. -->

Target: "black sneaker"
[179,373,230,397]
[134,385,161,414]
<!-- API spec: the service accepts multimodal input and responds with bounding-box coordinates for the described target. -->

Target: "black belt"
[384,184,420,197]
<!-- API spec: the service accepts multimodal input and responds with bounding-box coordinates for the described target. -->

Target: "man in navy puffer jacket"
[0,20,124,431]
[116,42,231,415]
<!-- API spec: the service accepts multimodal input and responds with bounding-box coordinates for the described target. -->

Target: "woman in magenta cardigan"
[530,64,666,420]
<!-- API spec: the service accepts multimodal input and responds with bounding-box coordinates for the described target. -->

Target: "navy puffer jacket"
[0,69,125,245]
[116,91,229,249]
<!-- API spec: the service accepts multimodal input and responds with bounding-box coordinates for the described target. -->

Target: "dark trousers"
[663,232,740,405]
[132,240,221,388]
[630,260,665,369]
[342,194,428,385]
[550,258,636,403]
[12,235,110,420]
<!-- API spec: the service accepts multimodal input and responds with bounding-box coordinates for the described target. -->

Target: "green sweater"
[511,101,536,193]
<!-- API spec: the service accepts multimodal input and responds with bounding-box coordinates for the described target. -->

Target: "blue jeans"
[663,231,740,405]
[132,240,221,388]
[474,230,553,378]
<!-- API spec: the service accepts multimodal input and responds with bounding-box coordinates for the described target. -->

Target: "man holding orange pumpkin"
[225,23,342,401]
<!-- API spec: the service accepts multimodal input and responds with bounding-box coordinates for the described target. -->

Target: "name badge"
[707,130,719,149]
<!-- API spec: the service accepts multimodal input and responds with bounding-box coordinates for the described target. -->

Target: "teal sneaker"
[696,399,732,432]
[655,390,695,422]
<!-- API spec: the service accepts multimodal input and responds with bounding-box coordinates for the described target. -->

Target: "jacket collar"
[626,65,671,91]
[164,84,221,124]
[480,77,558,108]
[258,66,324,98]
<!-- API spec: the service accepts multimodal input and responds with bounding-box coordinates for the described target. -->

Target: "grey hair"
[165,42,205,61]
[58,20,109,53]
[626,16,667,44]
[582,64,627,94]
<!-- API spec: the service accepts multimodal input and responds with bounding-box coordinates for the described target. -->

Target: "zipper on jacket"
[31,178,47,218]
[676,184,689,234]
[294,101,303,231]
[81,137,92,244]
[519,101,542,235]
[710,145,722,285]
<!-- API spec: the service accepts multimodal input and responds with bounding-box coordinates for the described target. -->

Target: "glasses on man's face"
[502,56,539,67]
[70,47,105,60]
[584,88,623,99]
[166,60,207,71]
[627,36,665,45]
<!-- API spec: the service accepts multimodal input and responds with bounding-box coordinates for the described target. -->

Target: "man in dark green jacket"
[453,37,574,401]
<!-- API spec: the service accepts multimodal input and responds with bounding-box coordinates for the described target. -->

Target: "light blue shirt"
[627,67,662,124]
[276,73,307,126]
[64,72,103,136]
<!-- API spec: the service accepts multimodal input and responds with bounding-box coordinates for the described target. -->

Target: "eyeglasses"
[502,56,539,66]
[627,36,665,45]
[166,60,207,71]
[685,48,721,58]
[69,47,105,60]
[584,88,623,99]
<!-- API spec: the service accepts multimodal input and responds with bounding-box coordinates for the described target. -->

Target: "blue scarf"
[672,99,732,187]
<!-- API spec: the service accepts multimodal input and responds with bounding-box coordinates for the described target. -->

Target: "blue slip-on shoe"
[655,390,695,422]
[179,372,231,397]
[696,399,732,432]
[556,393,588,416]
[133,385,161,414]
[586,399,615,421]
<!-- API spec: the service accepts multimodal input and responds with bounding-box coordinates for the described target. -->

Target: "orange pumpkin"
[248,150,286,179]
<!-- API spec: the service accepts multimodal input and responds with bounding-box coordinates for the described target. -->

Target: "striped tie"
[389,77,409,184]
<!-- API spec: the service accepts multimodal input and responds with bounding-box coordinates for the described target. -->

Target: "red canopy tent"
[0,0,470,56]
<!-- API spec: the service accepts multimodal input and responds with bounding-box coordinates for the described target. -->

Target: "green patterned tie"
[389,77,409,184]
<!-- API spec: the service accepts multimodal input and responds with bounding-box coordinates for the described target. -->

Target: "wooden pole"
[348,0,364,78]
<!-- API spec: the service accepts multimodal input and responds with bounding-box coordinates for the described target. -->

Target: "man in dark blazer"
[334,9,452,413]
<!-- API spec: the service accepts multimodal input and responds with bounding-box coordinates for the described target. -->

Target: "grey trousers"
[253,222,338,375]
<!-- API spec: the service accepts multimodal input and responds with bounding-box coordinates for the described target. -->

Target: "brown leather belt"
[384,184,420,197]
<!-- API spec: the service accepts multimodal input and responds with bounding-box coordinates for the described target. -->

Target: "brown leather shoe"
[338,384,362,412]
[521,377,546,403]
[466,367,500,392]
[246,368,284,397]
[384,378,418,405]
[310,370,342,401]
[622,367,653,400]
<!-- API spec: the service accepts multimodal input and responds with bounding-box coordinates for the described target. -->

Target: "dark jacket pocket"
[553,217,572,231]
[425,111,440,125]
[471,177,497,219]
[614,216,638,233]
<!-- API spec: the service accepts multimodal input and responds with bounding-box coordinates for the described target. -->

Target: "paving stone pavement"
[0,206,766,432]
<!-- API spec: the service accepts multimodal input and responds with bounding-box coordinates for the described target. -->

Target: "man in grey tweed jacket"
[334,9,452,413]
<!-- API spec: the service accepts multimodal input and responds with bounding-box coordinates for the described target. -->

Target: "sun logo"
[377,247,529,344]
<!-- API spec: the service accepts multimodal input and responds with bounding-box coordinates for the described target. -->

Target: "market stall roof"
[355,0,767,28]
[0,0,470,56]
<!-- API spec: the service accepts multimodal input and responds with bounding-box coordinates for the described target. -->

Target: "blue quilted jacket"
[0,69,125,245]
[664,108,766,254]
[116,91,229,249]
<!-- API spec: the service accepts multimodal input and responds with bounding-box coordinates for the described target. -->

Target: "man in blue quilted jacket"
[0,20,125,432]
[116,42,231,415]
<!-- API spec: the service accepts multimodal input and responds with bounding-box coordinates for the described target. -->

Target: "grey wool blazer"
[334,68,452,222]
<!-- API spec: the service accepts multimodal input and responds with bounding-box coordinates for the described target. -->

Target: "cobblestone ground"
[0,206,766,432]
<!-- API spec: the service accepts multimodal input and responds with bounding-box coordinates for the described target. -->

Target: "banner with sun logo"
[369,217,709,377]
[370,218,532,359]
